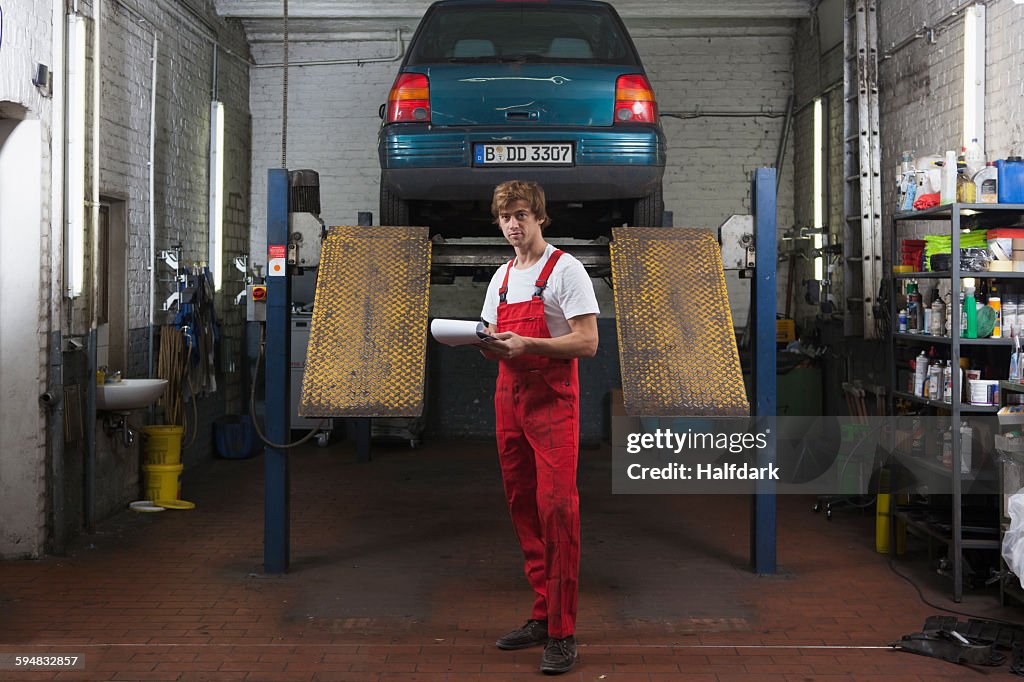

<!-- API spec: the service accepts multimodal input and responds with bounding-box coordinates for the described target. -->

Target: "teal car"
[378,0,666,236]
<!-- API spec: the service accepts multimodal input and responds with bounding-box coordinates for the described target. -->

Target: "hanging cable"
[887,558,1024,627]
[250,323,326,449]
[181,328,199,449]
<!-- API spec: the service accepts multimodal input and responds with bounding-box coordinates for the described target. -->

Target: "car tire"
[632,184,664,227]
[380,175,410,226]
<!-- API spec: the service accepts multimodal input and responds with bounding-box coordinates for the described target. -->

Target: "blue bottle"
[996,157,1024,204]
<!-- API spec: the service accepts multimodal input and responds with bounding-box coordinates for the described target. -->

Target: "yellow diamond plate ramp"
[610,227,748,416]
[299,226,431,417]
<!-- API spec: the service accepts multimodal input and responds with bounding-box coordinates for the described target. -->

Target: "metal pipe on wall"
[85,0,103,532]
[49,0,68,554]
[148,34,159,378]
[91,0,102,330]
[252,29,404,68]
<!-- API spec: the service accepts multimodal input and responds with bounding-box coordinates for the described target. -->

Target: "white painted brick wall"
[100,0,250,333]
[0,0,55,558]
[879,1,1024,225]
[0,0,250,553]
[248,22,796,329]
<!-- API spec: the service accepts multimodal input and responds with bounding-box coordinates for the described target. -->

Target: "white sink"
[96,378,168,412]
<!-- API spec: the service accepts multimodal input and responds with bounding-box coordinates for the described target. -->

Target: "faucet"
[106,370,123,383]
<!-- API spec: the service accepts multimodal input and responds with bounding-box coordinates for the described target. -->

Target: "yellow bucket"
[143,463,182,501]
[142,425,184,465]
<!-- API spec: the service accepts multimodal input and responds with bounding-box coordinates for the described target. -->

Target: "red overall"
[494,250,580,639]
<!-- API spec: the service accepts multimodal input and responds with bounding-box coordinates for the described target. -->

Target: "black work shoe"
[495,619,548,650]
[540,635,578,674]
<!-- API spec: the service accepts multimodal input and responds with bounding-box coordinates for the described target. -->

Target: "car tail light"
[387,73,430,123]
[614,74,657,124]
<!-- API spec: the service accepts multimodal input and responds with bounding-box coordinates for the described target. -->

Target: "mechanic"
[478,180,599,675]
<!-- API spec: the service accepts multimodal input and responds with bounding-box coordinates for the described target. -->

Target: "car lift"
[260,167,777,576]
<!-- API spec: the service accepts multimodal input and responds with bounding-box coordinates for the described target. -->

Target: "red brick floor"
[0,439,1021,680]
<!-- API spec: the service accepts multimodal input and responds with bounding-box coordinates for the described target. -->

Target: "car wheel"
[632,184,664,227]
[380,175,410,226]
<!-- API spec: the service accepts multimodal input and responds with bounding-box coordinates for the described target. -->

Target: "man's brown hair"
[491,180,550,228]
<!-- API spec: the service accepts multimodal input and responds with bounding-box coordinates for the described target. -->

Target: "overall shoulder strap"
[498,259,515,304]
[533,250,564,297]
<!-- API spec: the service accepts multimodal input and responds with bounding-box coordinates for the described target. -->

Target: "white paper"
[431,319,494,347]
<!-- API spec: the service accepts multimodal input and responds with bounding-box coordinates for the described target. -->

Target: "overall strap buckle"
[533,249,565,298]
[498,259,516,304]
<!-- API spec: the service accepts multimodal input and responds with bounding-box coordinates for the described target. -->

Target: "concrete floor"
[0,438,1022,681]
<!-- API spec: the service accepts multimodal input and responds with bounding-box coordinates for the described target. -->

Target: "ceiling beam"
[215,0,811,21]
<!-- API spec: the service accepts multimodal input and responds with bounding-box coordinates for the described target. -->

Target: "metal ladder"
[843,0,883,339]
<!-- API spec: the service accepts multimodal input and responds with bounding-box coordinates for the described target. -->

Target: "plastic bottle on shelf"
[964,138,985,178]
[974,162,998,203]
[997,156,1024,204]
[941,150,958,205]
[956,163,977,203]
[991,284,1002,339]
[898,150,917,211]
[914,350,928,397]
[1005,293,1018,339]
[964,285,978,339]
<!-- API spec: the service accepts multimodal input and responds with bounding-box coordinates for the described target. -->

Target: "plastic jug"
[997,157,1024,204]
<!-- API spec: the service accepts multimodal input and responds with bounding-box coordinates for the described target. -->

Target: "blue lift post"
[750,167,777,575]
[264,168,291,574]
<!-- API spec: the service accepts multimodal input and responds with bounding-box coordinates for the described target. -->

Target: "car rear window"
[407,4,639,66]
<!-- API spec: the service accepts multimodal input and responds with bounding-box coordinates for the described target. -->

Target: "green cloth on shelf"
[922,230,988,270]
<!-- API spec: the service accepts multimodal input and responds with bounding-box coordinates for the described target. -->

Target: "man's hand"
[475,341,499,360]
[484,331,530,359]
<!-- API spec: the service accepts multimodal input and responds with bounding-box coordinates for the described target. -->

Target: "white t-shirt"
[480,243,600,338]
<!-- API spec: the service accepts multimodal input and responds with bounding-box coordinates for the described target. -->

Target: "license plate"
[474,143,573,165]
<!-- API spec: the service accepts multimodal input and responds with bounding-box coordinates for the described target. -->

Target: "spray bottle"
[965,285,978,339]
[914,350,928,397]
[930,293,946,337]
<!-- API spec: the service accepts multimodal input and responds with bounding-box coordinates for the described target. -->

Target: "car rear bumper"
[383,165,663,201]
[379,124,665,201]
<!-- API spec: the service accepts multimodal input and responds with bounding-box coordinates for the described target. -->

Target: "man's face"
[497,199,543,248]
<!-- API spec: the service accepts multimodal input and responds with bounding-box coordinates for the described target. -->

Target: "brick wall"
[1,0,252,552]
[88,0,251,520]
[879,1,1024,234]
[247,20,797,332]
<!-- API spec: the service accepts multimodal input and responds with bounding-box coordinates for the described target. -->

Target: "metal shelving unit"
[888,203,1024,602]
